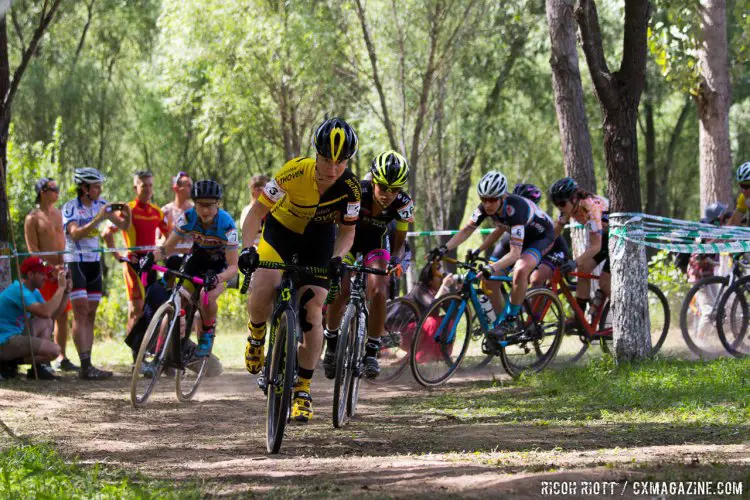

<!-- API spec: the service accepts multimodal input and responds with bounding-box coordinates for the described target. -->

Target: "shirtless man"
[24,177,78,372]
[158,171,194,245]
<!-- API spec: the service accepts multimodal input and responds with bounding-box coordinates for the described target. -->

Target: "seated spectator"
[0,258,71,380]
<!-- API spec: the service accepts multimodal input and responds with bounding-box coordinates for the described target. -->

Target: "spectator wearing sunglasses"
[0,258,72,380]
[23,177,77,372]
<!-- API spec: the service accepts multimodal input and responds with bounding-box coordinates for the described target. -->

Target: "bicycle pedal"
[257,374,268,394]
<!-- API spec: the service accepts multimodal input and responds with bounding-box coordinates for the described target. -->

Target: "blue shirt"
[174,208,239,254]
[0,281,45,344]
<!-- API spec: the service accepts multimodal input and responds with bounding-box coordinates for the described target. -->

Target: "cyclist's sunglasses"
[554,199,570,208]
[43,185,59,193]
[740,182,750,190]
[374,182,402,194]
[480,196,499,203]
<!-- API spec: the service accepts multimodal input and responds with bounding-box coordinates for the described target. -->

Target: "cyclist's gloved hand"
[139,252,155,273]
[203,270,219,291]
[328,256,345,282]
[480,264,494,279]
[466,249,482,262]
[238,246,259,274]
[428,244,448,261]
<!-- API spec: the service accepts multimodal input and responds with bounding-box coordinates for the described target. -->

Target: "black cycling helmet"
[312,117,358,162]
[370,150,409,187]
[513,183,542,204]
[549,177,579,204]
[191,180,223,200]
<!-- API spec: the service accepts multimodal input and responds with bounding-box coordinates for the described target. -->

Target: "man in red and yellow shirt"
[105,171,169,332]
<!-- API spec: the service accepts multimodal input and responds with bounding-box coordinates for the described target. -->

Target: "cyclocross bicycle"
[240,256,328,454]
[332,259,392,428]
[410,256,564,386]
[547,261,670,364]
[130,264,211,408]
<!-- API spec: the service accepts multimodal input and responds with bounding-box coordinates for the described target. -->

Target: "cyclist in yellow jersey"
[728,162,750,226]
[239,117,360,423]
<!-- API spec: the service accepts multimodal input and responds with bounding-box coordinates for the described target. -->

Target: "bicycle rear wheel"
[176,309,209,402]
[369,298,418,384]
[716,277,750,357]
[409,293,472,388]
[680,276,731,357]
[600,283,670,355]
[333,304,356,428]
[266,309,296,454]
[499,287,564,378]
[131,302,175,408]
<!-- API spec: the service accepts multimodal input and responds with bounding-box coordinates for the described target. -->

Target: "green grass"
[0,443,201,499]
[398,356,750,428]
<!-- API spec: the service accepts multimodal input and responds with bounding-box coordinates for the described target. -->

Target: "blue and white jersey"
[174,208,239,254]
[62,197,107,263]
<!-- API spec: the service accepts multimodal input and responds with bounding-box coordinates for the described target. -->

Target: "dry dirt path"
[1,367,748,498]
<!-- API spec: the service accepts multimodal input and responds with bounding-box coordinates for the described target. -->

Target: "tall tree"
[696,0,732,209]
[546,0,596,191]
[575,0,652,361]
[0,0,63,289]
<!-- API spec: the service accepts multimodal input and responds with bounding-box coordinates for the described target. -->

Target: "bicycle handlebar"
[150,264,206,285]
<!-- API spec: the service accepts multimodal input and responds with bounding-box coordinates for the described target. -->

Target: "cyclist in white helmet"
[728,161,750,226]
[427,171,509,315]
[62,168,130,379]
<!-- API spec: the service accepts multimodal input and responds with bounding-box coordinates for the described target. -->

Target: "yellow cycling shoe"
[245,322,266,375]
[291,389,313,423]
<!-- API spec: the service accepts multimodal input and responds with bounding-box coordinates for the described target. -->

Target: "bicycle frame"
[549,269,610,340]
[151,265,205,370]
[435,265,512,345]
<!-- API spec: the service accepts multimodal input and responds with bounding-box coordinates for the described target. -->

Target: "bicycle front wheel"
[131,302,175,408]
[347,310,367,418]
[333,304,356,428]
[600,283,670,355]
[409,293,472,388]
[266,309,296,454]
[716,276,750,357]
[176,308,209,402]
[499,287,564,378]
[680,276,730,358]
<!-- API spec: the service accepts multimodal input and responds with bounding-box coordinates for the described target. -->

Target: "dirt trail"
[1,368,748,498]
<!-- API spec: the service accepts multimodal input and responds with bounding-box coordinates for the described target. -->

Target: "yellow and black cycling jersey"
[258,157,361,234]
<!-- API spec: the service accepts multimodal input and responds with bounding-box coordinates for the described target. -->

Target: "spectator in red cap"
[0,257,72,380]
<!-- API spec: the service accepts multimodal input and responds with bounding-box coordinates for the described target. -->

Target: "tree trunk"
[696,0,732,211]
[576,0,651,361]
[546,0,596,191]
[659,96,692,216]
[609,215,651,360]
[643,82,657,215]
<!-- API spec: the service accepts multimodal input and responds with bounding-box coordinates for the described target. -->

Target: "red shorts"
[39,279,72,313]
[122,261,146,301]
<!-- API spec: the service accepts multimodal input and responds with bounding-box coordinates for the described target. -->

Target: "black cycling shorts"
[257,215,335,289]
[592,228,610,274]
[68,261,103,301]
